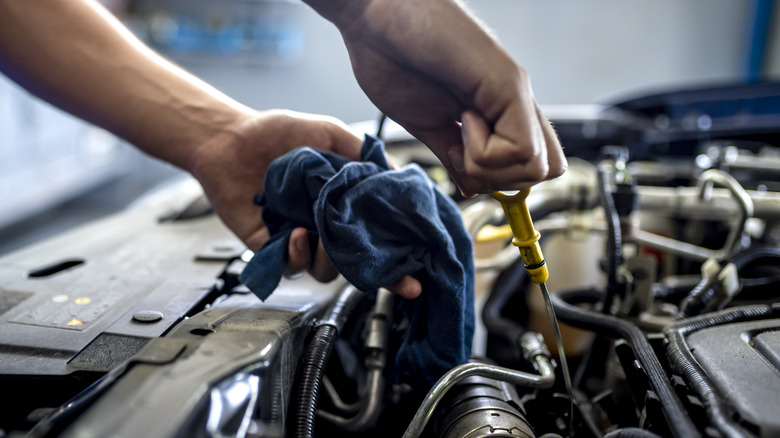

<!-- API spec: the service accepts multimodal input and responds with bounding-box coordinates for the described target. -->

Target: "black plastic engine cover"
[687,318,780,437]
[0,180,242,378]
[0,179,341,436]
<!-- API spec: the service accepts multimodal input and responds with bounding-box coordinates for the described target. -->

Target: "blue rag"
[239,135,474,386]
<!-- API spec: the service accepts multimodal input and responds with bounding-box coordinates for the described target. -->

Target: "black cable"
[376,113,387,140]
[481,257,529,350]
[550,289,700,438]
[597,164,623,314]
[573,166,625,395]
[664,304,779,438]
[289,287,365,438]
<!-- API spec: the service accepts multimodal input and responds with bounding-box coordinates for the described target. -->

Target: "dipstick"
[492,189,574,436]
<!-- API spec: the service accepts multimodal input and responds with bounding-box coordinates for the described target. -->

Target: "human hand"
[305,0,566,196]
[0,1,421,298]
[188,109,422,299]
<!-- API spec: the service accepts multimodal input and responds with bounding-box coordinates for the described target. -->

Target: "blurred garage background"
[0,0,777,254]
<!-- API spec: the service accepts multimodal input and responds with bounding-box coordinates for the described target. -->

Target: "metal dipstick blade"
[540,282,573,437]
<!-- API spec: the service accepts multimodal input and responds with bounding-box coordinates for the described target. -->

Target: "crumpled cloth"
[239,135,474,386]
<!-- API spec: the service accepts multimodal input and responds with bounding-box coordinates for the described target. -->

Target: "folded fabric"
[239,135,474,387]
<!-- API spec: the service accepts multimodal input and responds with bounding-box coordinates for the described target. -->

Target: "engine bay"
[1,82,780,438]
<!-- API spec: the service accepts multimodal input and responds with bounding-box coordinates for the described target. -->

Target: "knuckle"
[547,160,568,180]
[284,269,305,280]
[311,267,338,283]
[309,248,338,283]
[471,137,537,167]
[525,162,549,184]
[514,65,530,84]
[513,140,540,163]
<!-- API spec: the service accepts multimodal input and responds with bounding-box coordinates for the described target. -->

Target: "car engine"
[1,82,779,438]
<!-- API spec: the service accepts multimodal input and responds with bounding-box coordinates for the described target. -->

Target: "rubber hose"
[290,287,364,438]
[291,325,338,438]
[740,275,780,301]
[597,165,623,314]
[550,289,699,438]
[603,427,663,438]
[742,274,780,288]
[728,244,780,270]
[664,304,779,438]
[481,257,529,349]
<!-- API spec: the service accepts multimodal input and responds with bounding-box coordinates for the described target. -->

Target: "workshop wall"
[175,0,753,122]
[0,0,766,253]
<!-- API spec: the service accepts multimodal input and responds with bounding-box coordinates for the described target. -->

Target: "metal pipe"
[462,199,519,271]
[726,153,780,173]
[633,229,720,262]
[463,159,598,272]
[633,169,754,262]
[696,169,753,257]
[637,187,780,221]
[465,163,779,265]
[318,289,393,432]
[321,377,360,415]
[318,369,385,431]
[402,354,555,438]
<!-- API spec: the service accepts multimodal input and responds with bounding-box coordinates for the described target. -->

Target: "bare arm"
[0,1,377,290]
[0,1,423,297]
[0,0,253,169]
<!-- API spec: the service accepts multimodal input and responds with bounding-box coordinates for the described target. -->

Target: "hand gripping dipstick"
[492,188,574,437]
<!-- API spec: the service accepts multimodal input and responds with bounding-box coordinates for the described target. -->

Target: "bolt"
[133,310,163,323]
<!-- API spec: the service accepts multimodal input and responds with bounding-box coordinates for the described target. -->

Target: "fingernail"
[295,236,306,253]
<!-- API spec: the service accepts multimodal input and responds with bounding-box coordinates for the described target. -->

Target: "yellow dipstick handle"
[491,189,549,284]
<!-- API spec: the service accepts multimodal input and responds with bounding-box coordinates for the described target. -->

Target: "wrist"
[302,0,370,33]
[185,108,258,181]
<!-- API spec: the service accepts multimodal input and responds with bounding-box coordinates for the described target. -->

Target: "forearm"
[304,0,516,115]
[0,0,252,170]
